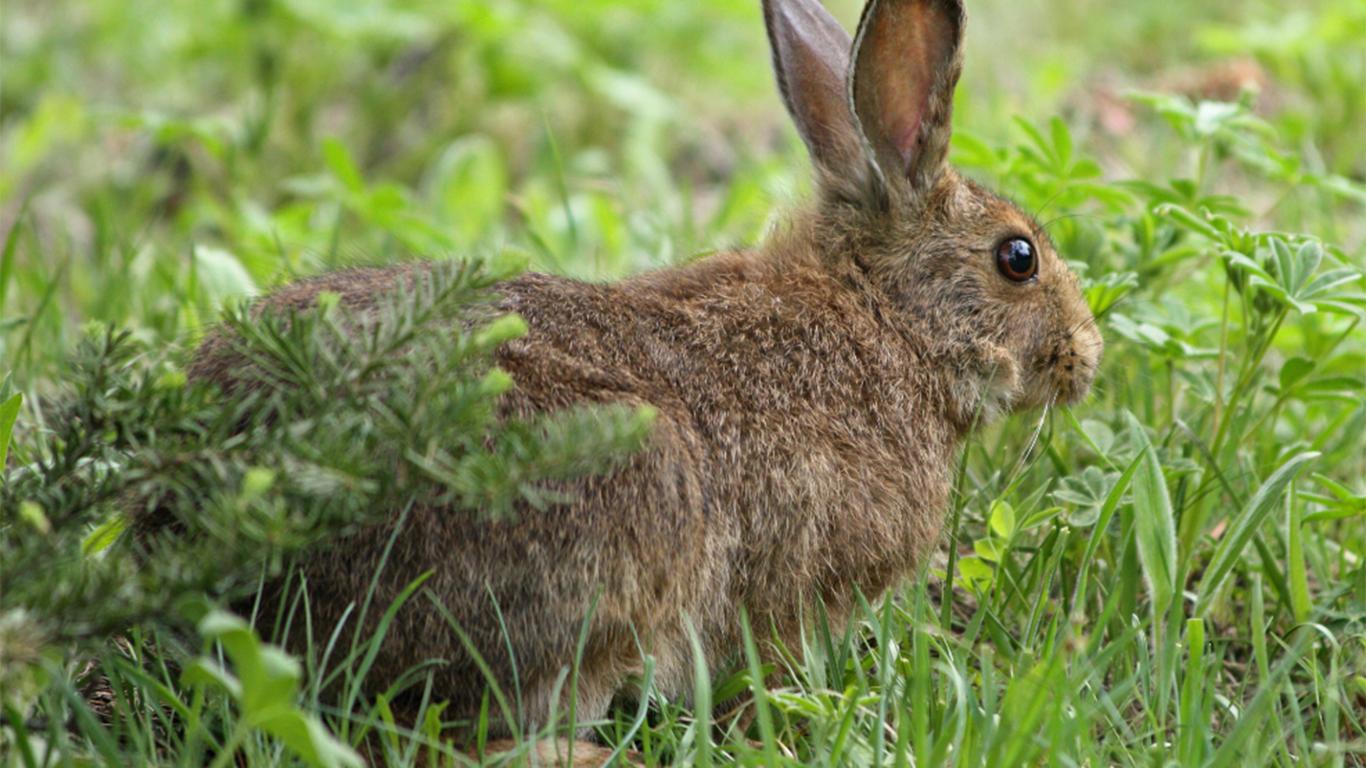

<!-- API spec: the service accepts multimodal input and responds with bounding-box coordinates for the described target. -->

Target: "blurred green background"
[3,0,1362,384]
[3,0,1366,763]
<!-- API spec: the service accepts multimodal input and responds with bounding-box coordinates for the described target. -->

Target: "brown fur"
[184,0,1101,747]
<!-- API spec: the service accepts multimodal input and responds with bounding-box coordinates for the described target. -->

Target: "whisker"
[1037,211,1098,236]
[1025,393,1056,459]
[1092,294,1135,322]
[1029,188,1070,225]
[1067,315,1098,337]
[1007,391,1057,485]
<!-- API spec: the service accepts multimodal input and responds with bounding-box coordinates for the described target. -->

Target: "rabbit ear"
[763,0,865,177]
[849,0,965,197]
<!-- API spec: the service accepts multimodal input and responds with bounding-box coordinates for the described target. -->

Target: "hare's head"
[765,0,1102,424]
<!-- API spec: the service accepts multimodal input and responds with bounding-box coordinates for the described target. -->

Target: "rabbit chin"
[1032,327,1104,408]
[948,349,1098,426]
[1017,354,1100,411]
[946,355,1023,427]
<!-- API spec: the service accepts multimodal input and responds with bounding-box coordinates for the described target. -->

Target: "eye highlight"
[995,237,1037,282]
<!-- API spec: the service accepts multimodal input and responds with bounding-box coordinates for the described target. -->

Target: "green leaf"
[181,658,243,700]
[988,499,1016,540]
[242,646,303,716]
[241,467,277,503]
[1085,271,1139,317]
[1277,357,1315,392]
[193,245,258,306]
[1049,116,1073,170]
[1155,203,1222,241]
[82,514,127,554]
[478,367,514,397]
[322,136,364,194]
[949,131,1004,171]
[974,537,1005,563]
[0,392,20,471]
[1177,618,1208,763]
[428,135,509,246]
[17,501,49,534]
[1196,451,1320,615]
[258,710,364,768]
[1285,483,1310,623]
[1125,412,1177,617]
[0,212,19,313]
[189,610,362,768]
[957,556,995,592]
[1310,473,1365,506]
[197,608,250,639]
[473,313,528,348]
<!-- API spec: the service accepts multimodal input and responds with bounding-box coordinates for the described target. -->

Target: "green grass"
[2,0,1365,765]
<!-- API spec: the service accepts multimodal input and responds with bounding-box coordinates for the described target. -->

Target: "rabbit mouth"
[1025,327,1102,407]
[1057,358,1099,404]
[1050,329,1103,405]
[1019,364,1090,411]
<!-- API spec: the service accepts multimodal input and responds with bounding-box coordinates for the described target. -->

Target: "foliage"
[2,0,1365,764]
[0,260,651,764]
[183,611,362,768]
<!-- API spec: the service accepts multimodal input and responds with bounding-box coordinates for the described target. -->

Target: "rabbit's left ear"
[849,0,965,198]
[763,0,866,179]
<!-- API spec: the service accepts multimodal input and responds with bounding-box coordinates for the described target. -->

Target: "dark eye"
[995,237,1037,282]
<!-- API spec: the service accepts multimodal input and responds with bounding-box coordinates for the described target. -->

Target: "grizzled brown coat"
[188,0,1101,744]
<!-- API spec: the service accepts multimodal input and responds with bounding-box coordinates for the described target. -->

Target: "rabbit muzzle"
[1050,319,1103,405]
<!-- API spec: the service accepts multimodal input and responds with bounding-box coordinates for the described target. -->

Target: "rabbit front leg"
[446,399,713,738]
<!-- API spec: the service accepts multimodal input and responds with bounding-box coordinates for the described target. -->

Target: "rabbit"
[186,0,1102,756]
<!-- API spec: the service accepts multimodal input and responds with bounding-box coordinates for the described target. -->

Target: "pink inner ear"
[863,8,943,175]
[881,67,928,175]
[893,114,923,173]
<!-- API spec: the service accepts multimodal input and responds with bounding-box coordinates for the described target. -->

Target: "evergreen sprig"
[0,259,654,675]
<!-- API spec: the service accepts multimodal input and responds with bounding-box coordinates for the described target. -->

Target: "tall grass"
[2,0,1364,764]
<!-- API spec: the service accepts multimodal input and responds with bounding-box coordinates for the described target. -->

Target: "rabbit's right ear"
[850,0,965,199]
[763,0,866,178]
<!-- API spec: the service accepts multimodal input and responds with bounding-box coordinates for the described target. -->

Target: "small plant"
[0,258,653,763]
[182,611,362,768]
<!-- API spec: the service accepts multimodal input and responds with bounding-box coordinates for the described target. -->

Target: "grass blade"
[1124,412,1177,618]
[1196,451,1320,615]
[0,392,21,472]
[740,609,781,767]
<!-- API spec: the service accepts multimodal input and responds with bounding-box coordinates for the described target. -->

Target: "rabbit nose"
[1063,323,1103,400]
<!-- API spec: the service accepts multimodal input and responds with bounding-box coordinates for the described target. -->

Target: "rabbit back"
[232,248,955,730]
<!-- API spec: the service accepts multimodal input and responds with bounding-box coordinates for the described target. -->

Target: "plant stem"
[206,721,252,768]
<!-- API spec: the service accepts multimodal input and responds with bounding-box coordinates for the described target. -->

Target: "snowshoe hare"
[190,0,1102,751]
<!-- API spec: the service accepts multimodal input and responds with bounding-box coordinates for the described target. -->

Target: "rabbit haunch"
[185,0,1101,738]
